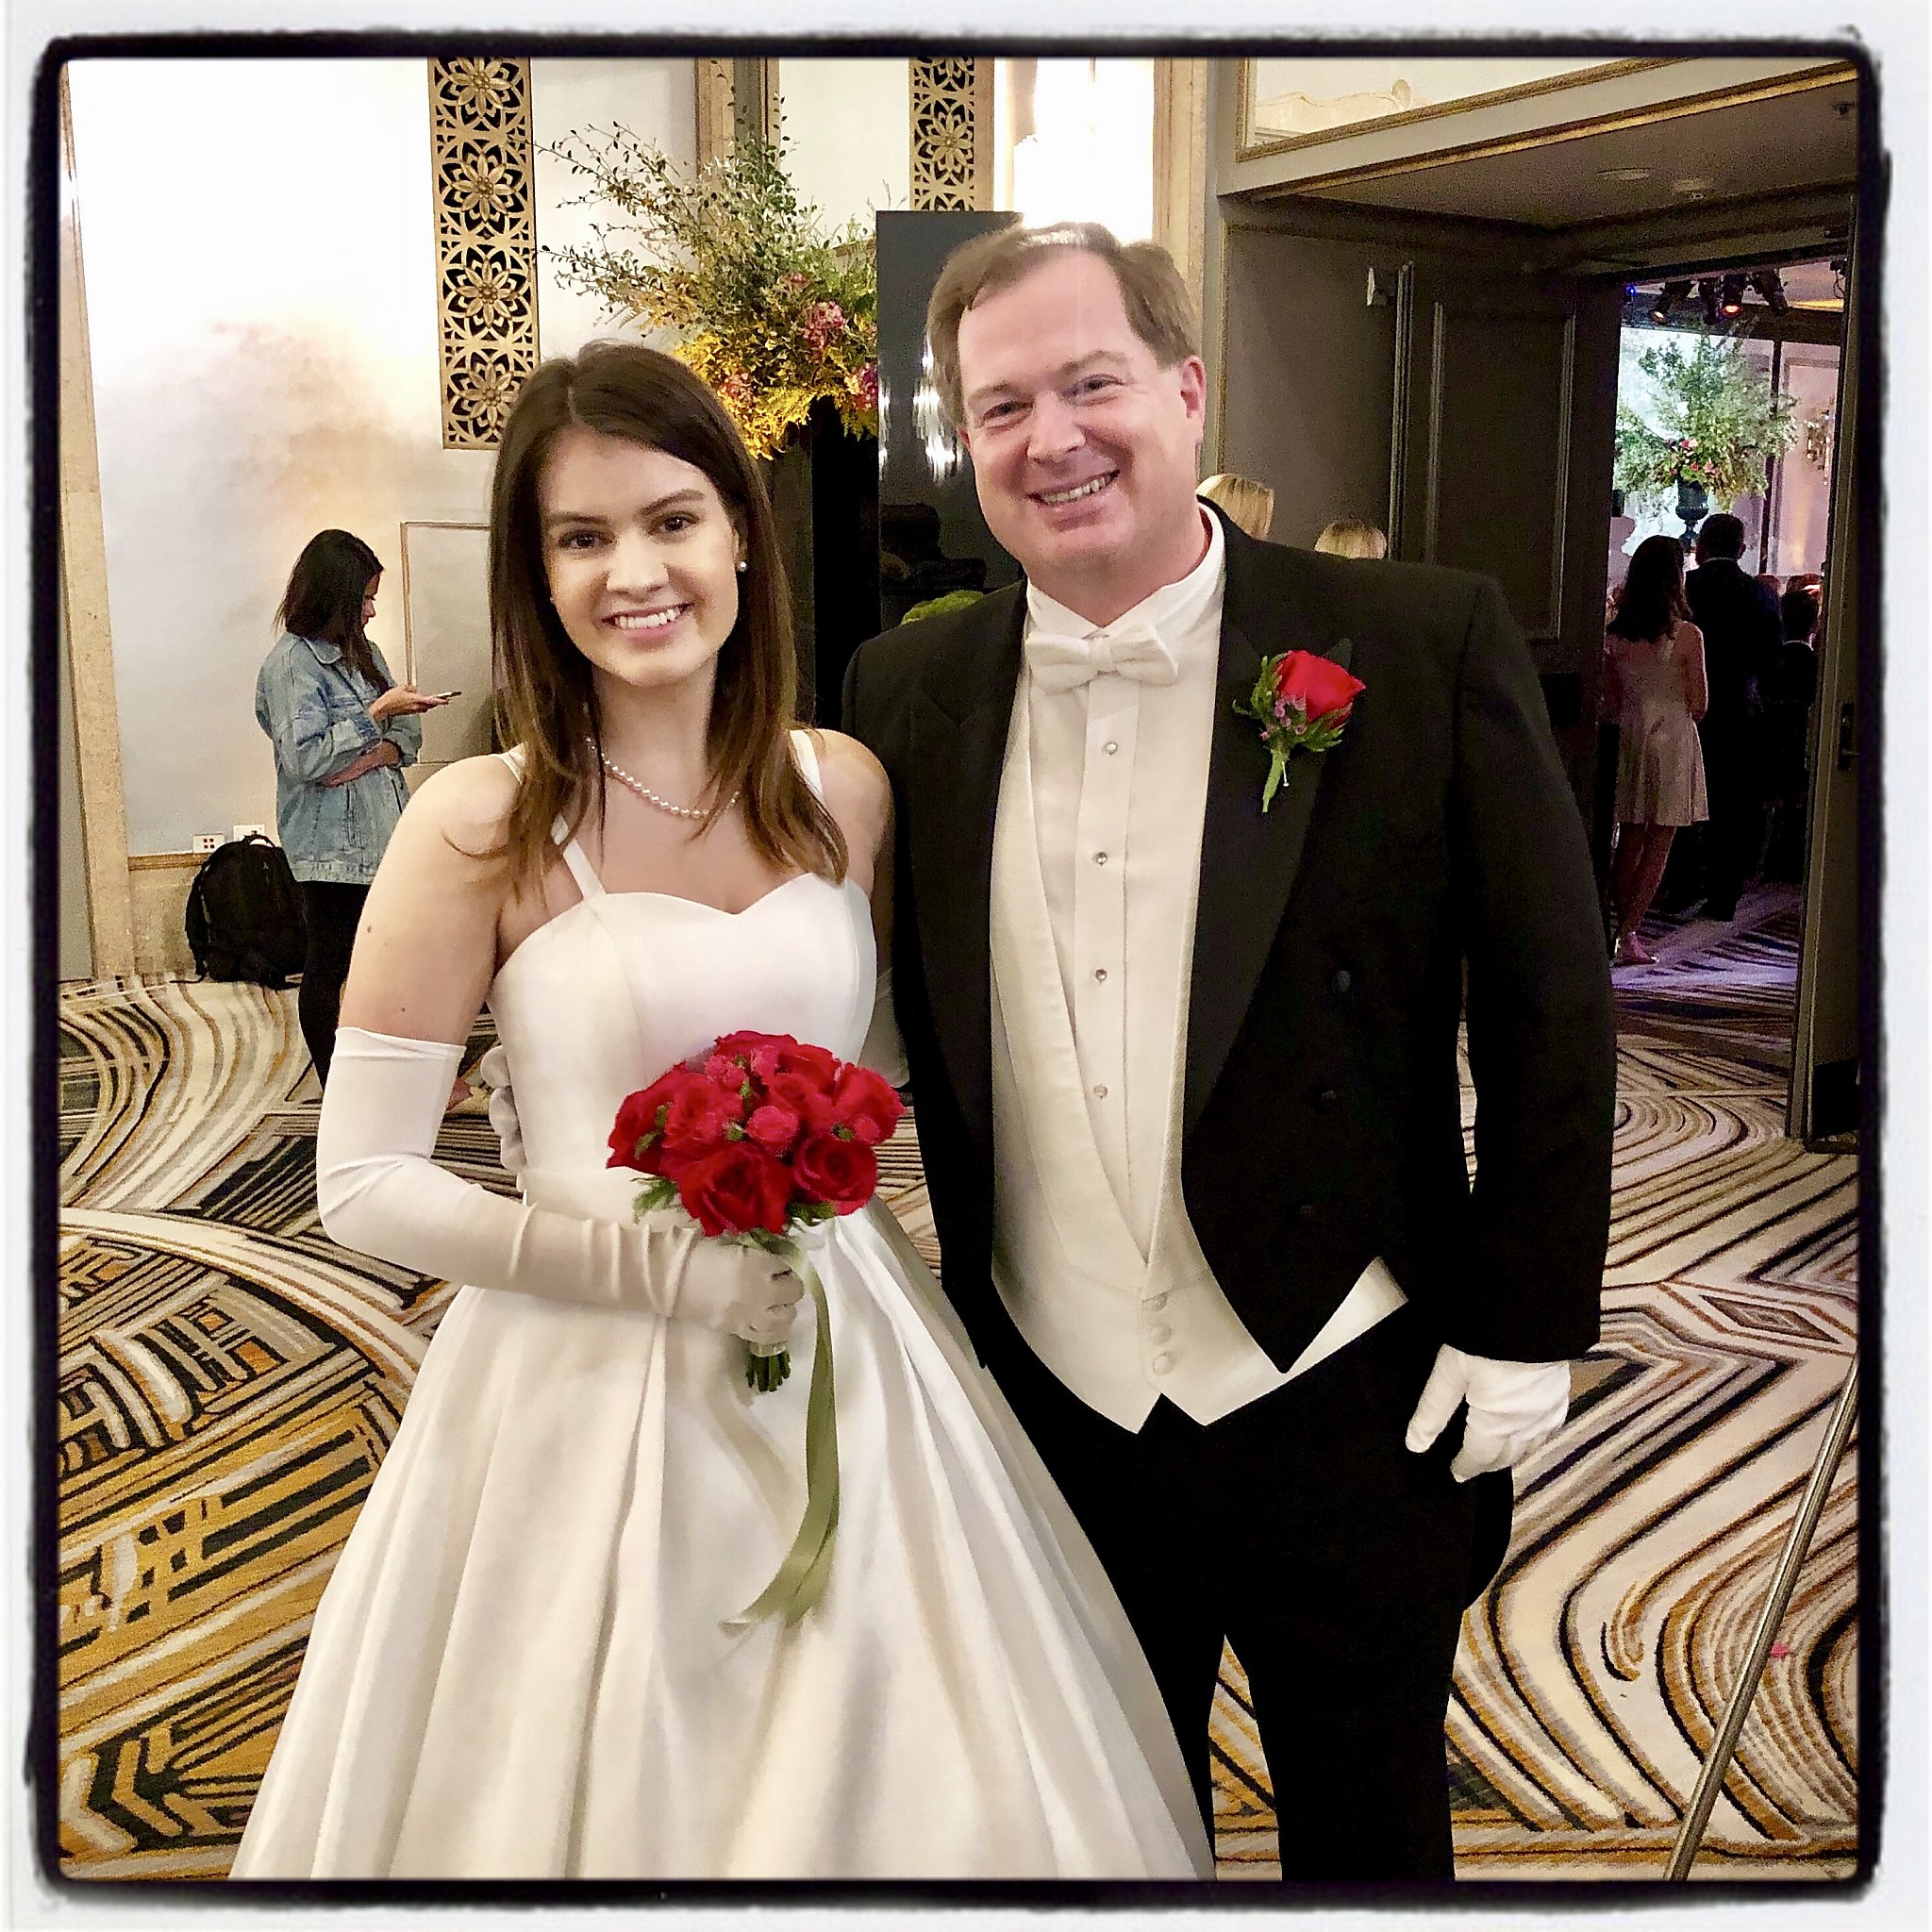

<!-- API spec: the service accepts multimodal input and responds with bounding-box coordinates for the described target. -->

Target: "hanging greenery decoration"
[543,129,878,461]
[1613,330,1799,513]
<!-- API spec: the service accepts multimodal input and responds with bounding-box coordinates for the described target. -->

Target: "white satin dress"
[231,740,1209,1881]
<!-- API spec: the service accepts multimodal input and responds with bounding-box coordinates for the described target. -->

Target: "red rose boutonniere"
[1232,648,1366,812]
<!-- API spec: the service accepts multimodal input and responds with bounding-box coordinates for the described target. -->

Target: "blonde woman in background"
[1197,473,1274,540]
[1315,519,1388,559]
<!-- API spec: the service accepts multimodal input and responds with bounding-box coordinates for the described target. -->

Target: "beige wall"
[532,57,697,359]
[68,58,493,859]
[778,58,910,232]
[62,57,698,972]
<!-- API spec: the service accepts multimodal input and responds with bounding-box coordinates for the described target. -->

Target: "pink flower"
[801,300,847,353]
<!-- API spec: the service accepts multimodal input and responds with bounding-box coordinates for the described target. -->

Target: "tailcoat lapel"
[1182,522,1357,1139]
[905,586,1026,1170]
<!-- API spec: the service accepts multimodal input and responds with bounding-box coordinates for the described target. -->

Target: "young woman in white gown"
[229,342,1210,1882]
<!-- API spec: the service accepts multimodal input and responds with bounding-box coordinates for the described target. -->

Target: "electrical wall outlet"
[192,834,222,854]
[232,824,268,842]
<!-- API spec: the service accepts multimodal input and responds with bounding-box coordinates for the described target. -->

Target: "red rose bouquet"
[607,1032,904,1625]
[1232,647,1367,812]
[608,1028,905,1389]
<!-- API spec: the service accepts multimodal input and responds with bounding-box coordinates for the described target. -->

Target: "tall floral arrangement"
[1613,330,1798,513]
[544,129,878,460]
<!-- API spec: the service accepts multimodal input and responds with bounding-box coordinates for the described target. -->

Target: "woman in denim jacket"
[255,530,447,1086]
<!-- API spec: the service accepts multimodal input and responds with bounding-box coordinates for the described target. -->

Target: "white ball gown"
[230,740,1210,1881]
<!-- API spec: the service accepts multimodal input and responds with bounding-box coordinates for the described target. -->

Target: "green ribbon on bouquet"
[724,1234,840,1630]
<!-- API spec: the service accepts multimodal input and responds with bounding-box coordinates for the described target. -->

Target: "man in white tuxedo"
[840,223,1616,1880]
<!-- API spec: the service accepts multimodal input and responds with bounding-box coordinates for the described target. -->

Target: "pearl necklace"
[595,747,735,823]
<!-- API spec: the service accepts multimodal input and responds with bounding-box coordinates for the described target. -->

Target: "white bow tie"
[1024,622,1180,695]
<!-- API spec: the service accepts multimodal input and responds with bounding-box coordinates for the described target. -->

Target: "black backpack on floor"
[185,834,308,989]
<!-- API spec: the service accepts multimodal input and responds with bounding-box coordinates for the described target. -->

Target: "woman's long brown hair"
[488,341,846,895]
[1608,533,1692,645]
[277,528,387,690]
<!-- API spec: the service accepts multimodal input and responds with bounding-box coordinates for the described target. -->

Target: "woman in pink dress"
[1605,534,1709,966]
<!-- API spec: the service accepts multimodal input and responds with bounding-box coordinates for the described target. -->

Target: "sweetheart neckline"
[491,870,862,984]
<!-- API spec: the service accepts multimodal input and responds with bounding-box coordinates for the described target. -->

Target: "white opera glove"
[316,1027,802,1345]
[1403,1344,1572,1483]
[858,968,910,1088]
[475,1042,524,1175]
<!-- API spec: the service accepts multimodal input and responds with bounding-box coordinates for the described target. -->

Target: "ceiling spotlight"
[1750,269,1790,315]
[1649,279,1691,324]
[1718,274,1747,318]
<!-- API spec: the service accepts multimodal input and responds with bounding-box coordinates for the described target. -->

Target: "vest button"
[1151,1353,1174,1374]
[1316,1087,1341,1111]
[1149,1324,1173,1345]
[1296,1201,1318,1224]
[1329,967,1354,996]
[1146,1292,1169,1313]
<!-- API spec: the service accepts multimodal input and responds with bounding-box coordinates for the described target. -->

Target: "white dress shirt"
[989,508,1405,1429]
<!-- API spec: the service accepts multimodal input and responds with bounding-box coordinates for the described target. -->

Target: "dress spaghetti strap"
[551,824,604,901]
[789,727,824,798]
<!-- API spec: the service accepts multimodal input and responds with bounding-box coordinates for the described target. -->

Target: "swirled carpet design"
[52,889,1857,1882]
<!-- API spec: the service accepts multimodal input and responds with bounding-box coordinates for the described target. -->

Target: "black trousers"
[986,1305,1508,1882]
[296,881,369,1088]
[1699,728,1765,916]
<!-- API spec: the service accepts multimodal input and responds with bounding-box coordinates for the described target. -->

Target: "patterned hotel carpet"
[52,887,1857,1882]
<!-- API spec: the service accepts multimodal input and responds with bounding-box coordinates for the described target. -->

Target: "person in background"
[1604,535,1708,966]
[254,530,449,1090]
[1683,513,1782,921]
[1314,518,1389,559]
[1196,473,1274,541]
[1762,584,1824,882]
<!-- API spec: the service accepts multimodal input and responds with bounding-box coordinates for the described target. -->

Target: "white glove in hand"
[475,1043,525,1176]
[1404,1344,1571,1483]
[318,1027,800,1345]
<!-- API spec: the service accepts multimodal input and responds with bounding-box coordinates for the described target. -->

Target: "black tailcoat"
[844,512,1614,1382]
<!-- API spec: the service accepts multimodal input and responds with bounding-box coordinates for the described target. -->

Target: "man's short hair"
[925,221,1200,427]
[1696,512,1747,561]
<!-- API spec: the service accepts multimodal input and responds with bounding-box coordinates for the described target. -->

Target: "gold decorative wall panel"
[430,58,539,449]
[910,58,992,210]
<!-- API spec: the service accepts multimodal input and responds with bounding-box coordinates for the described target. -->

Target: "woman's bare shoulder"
[802,728,892,859]
[397,754,520,858]
[809,728,891,808]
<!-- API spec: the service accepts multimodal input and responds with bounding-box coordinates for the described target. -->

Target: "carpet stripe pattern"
[52,888,1856,1881]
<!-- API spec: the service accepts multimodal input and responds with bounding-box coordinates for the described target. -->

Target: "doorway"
[1603,257,1846,1116]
